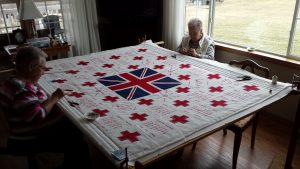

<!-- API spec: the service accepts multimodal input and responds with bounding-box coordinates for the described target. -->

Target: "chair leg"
[251,115,259,149]
[232,132,242,169]
[192,142,197,150]
[223,128,227,135]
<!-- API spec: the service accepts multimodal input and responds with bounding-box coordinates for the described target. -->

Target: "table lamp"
[18,0,43,39]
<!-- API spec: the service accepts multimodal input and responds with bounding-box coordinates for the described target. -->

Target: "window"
[185,0,300,59]
[35,0,64,37]
[185,0,210,35]
[0,0,64,46]
[0,2,20,44]
[0,3,20,34]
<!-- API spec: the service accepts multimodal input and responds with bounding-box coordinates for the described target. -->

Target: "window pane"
[35,2,47,16]
[291,18,300,56]
[46,0,63,34]
[185,0,210,35]
[7,27,13,33]
[6,26,20,33]
[0,28,7,34]
[46,1,62,16]
[59,21,64,29]
[35,2,47,30]
[35,0,64,36]
[2,3,20,28]
[214,0,295,55]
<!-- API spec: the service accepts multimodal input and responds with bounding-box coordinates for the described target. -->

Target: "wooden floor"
[1,112,300,169]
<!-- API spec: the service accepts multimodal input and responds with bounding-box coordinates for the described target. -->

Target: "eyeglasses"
[33,64,48,71]
[39,65,48,71]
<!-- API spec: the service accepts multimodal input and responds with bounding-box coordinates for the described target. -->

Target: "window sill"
[215,42,300,70]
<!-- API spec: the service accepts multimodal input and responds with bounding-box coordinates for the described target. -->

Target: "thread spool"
[272,75,278,84]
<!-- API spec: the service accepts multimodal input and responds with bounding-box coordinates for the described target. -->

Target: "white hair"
[188,18,203,31]
[15,46,47,74]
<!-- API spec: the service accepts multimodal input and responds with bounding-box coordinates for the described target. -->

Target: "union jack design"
[98,67,181,100]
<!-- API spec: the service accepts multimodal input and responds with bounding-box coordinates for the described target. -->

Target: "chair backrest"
[229,59,270,78]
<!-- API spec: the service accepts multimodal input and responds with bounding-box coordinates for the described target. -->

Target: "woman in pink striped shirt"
[0,46,91,169]
[0,46,64,124]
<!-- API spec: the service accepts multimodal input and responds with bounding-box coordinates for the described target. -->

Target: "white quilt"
[39,41,292,166]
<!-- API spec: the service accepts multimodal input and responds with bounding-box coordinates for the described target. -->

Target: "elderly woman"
[0,46,90,169]
[1,47,64,123]
[177,18,215,60]
[0,46,64,123]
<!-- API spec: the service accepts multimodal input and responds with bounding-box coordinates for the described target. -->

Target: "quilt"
[39,41,292,165]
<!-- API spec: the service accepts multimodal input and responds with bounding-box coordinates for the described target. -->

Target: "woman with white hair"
[0,46,91,169]
[177,18,215,60]
[0,46,64,124]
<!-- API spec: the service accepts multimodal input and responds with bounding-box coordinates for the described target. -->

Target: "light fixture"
[18,0,43,39]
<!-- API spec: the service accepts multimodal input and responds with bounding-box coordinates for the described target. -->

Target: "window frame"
[287,0,300,59]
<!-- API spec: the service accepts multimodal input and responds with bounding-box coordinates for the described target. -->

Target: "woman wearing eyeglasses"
[0,46,91,169]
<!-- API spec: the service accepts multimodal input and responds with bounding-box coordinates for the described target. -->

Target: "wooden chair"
[192,59,270,169]
[137,34,165,47]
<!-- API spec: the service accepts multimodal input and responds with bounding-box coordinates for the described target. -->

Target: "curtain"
[163,0,186,51]
[61,0,101,56]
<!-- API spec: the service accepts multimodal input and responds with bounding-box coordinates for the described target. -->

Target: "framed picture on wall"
[12,29,26,44]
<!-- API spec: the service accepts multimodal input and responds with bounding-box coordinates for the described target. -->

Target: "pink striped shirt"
[0,78,48,123]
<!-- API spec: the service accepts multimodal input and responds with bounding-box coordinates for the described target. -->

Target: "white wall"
[215,50,300,122]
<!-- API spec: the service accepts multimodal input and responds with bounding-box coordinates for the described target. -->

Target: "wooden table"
[4,44,71,61]
[42,45,71,60]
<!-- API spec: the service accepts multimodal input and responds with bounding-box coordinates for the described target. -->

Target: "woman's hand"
[179,48,189,55]
[43,88,65,113]
[52,88,65,101]
[188,48,199,57]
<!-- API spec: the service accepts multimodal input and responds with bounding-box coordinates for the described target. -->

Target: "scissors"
[236,75,252,81]
[68,101,79,107]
